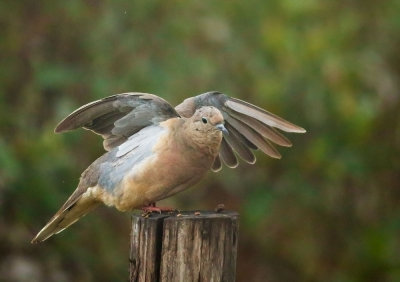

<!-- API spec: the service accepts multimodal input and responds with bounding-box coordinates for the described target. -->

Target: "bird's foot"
[141,204,177,215]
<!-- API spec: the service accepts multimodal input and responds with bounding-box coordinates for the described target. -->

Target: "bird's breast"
[111,128,214,211]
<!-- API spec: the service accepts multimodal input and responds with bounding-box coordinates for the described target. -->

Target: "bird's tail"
[31,196,100,243]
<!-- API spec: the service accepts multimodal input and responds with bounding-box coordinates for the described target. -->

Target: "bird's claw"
[141,206,177,216]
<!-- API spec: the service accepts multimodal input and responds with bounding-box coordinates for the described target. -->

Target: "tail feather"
[31,197,99,243]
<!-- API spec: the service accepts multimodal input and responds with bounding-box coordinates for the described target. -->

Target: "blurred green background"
[1,1,400,281]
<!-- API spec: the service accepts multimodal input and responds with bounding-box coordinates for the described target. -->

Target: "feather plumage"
[32,91,305,243]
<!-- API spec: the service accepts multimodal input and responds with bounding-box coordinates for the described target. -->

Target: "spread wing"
[175,91,306,171]
[55,93,179,150]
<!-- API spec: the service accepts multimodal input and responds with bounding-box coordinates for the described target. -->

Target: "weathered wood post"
[129,211,239,282]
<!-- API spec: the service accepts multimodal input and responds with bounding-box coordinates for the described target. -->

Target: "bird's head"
[191,106,227,135]
[181,106,227,156]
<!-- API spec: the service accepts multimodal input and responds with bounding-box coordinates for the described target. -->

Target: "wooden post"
[129,211,239,282]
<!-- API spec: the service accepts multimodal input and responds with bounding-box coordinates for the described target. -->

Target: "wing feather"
[225,116,282,159]
[219,138,238,168]
[226,109,292,147]
[55,93,179,151]
[225,98,306,133]
[224,123,256,164]
[175,91,305,169]
[211,155,222,172]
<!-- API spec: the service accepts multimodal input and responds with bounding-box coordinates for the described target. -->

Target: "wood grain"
[129,213,169,282]
[129,211,239,282]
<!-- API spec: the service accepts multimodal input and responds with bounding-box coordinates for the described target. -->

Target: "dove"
[31,91,305,243]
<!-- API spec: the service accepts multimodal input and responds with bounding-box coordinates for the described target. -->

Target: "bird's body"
[31,91,305,243]
[97,116,222,212]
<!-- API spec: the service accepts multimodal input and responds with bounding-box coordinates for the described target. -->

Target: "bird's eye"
[201,117,208,124]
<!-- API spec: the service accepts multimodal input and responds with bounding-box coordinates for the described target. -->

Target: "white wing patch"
[116,125,166,158]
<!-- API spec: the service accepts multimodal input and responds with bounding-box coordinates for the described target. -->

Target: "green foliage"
[1,0,399,281]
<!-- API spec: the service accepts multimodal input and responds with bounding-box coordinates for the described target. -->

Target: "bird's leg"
[141,202,176,213]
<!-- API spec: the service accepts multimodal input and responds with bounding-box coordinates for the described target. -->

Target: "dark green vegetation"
[1,1,399,281]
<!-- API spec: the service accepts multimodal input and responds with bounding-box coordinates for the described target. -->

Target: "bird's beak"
[215,123,229,136]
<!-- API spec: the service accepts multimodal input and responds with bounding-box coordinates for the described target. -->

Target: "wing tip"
[273,124,306,134]
[211,166,222,172]
[54,119,73,133]
[30,237,45,244]
[30,238,39,244]
[30,229,50,244]
[221,160,239,169]
[221,159,239,169]
[54,126,64,134]
[227,163,239,169]
[290,126,307,134]
[268,151,282,159]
